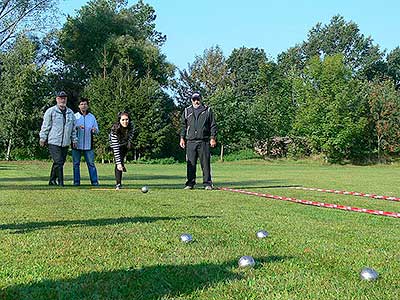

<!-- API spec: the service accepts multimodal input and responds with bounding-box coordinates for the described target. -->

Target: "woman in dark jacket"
[109,112,134,190]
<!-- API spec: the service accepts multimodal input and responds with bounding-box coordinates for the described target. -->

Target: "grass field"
[0,160,399,299]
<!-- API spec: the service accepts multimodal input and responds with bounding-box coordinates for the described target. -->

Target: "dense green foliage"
[1,1,400,163]
[0,161,399,299]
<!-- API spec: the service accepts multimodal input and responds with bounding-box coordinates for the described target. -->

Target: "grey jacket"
[39,105,77,147]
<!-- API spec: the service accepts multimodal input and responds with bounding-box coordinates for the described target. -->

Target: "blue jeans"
[72,149,99,185]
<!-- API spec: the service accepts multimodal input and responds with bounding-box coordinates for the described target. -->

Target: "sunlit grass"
[0,160,399,299]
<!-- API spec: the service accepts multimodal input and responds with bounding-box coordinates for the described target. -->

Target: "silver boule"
[238,255,255,268]
[180,233,193,243]
[141,186,149,193]
[360,267,379,281]
[256,230,269,239]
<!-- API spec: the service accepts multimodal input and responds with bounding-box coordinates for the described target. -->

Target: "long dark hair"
[111,111,133,139]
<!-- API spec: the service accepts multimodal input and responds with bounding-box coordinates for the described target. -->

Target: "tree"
[173,45,231,108]
[227,47,267,101]
[0,35,50,160]
[84,66,176,161]
[0,0,58,48]
[387,47,400,89]
[56,0,168,81]
[278,15,385,80]
[291,54,369,162]
[251,62,295,141]
[208,87,251,159]
[366,79,400,160]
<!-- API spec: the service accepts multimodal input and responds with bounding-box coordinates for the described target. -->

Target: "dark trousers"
[48,144,69,186]
[186,140,212,187]
[114,146,128,185]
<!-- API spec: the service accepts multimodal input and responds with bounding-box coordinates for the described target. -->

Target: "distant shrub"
[214,149,261,162]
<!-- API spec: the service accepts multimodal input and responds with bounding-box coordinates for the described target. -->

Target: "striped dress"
[109,127,134,165]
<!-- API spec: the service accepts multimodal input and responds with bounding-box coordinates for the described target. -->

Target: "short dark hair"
[78,97,89,105]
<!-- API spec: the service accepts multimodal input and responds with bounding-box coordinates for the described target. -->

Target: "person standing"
[180,92,217,190]
[109,112,134,190]
[39,91,77,186]
[72,98,99,186]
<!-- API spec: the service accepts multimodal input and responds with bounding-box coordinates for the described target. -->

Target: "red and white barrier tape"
[288,187,400,202]
[218,187,400,219]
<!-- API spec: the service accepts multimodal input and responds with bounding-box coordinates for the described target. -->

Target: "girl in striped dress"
[109,112,134,190]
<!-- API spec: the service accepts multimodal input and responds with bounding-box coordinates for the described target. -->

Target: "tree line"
[1,0,400,163]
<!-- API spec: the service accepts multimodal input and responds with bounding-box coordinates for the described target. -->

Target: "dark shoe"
[74,183,80,186]
[49,180,57,186]
[184,185,193,190]
[92,182,99,186]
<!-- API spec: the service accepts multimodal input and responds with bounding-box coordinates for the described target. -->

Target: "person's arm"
[110,131,123,166]
[39,108,52,145]
[180,109,187,148]
[71,114,78,147]
[92,115,99,134]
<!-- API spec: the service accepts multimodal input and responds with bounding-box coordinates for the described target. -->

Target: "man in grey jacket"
[39,91,77,186]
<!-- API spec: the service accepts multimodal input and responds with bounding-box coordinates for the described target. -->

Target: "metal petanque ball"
[360,267,379,281]
[256,230,269,239]
[141,186,149,193]
[238,256,255,268]
[180,233,193,243]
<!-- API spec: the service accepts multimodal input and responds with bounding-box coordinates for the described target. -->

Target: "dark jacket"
[180,105,217,141]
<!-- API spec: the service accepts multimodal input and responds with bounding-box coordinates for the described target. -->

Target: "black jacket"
[180,105,217,141]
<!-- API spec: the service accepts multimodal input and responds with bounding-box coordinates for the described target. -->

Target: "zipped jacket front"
[39,105,77,147]
[180,105,217,141]
[74,112,99,150]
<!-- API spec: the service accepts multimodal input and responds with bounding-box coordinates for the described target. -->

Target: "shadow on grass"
[0,174,183,182]
[1,256,290,300]
[0,179,292,191]
[0,215,216,234]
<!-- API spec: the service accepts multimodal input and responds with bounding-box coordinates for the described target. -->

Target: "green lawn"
[0,160,399,299]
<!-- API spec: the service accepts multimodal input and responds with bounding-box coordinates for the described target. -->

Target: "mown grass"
[0,160,399,299]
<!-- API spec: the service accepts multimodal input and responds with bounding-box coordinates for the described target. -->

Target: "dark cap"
[57,91,67,97]
[191,92,201,100]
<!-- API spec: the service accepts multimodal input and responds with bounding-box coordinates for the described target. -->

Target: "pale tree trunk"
[5,138,12,161]
[220,144,224,162]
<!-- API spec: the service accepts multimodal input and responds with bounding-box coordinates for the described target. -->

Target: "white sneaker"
[204,186,213,190]
[115,184,122,190]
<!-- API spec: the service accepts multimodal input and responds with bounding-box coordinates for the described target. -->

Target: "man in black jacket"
[180,92,217,190]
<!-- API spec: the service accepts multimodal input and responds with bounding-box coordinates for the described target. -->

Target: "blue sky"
[59,0,400,70]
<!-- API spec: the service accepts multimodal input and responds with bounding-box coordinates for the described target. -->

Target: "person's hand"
[210,138,217,148]
[91,127,96,133]
[117,164,124,171]
[39,140,46,147]
[72,142,77,149]
[179,138,186,149]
